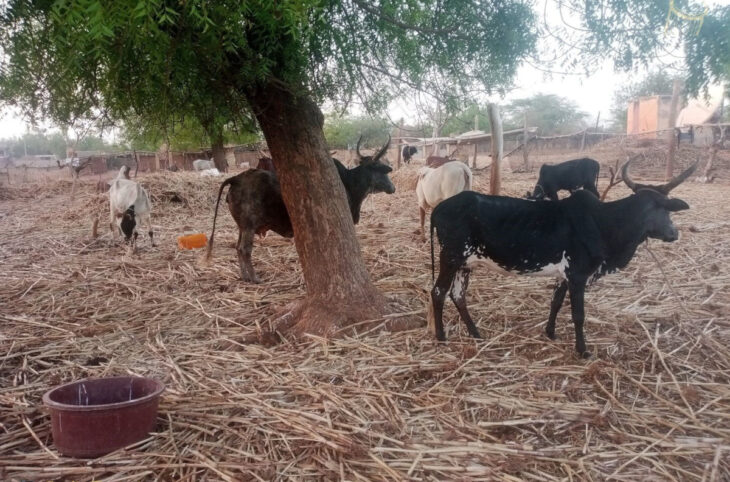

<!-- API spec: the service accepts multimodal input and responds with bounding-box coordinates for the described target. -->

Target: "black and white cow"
[428,160,697,358]
[527,158,600,201]
[108,166,154,248]
[206,136,396,282]
[402,145,418,164]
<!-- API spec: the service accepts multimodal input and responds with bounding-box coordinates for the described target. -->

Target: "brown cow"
[205,137,395,282]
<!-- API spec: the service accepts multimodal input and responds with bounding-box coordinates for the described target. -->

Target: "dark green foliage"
[685,6,730,96]
[0,0,537,133]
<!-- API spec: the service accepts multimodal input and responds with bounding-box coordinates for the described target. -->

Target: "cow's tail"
[204,176,235,262]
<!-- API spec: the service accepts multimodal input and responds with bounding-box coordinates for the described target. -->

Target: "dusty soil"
[1,151,728,480]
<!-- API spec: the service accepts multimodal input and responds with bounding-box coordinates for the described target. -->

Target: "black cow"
[256,156,275,172]
[206,136,395,283]
[402,145,417,164]
[527,158,600,201]
[428,160,697,358]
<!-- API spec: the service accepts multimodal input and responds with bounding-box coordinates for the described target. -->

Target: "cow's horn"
[655,161,699,194]
[374,135,391,161]
[621,157,638,193]
[356,135,363,158]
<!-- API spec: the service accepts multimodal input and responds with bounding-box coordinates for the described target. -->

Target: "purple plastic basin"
[42,376,165,458]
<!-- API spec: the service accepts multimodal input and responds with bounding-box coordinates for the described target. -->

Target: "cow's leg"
[109,205,117,236]
[130,231,139,252]
[449,267,481,339]
[236,228,260,283]
[568,280,590,358]
[546,280,568,340]
[142,213,155,247]
[427,256,461,341]
[419,207,427,237]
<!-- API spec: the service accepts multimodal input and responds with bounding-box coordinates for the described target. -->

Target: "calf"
[193,159,215,171]
[528,158,600,201]
[428,160,696,358]
[205,137,396,283]
[416,161,472,237]
[402,145,418,164]
[108,166,154,248]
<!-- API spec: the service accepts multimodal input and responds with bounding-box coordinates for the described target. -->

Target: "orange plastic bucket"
[177,233,207,250]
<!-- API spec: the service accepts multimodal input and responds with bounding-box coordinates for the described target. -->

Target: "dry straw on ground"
[1,149,728,481]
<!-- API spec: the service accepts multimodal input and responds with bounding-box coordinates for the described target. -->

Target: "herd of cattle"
[107,137,697,358]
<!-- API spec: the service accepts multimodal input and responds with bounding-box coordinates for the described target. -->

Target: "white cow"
[193,159,215,171]
[416,161,472,238]
[109,166,154,248]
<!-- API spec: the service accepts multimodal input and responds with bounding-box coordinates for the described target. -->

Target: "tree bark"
[211,132,228,172]
[245,82,389,336]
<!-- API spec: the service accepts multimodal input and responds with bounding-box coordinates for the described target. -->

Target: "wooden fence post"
[396,119,403,170]
[522,112,529,171]
[488,103,503,195]
[666,79,682,179]
[472,114,479,168]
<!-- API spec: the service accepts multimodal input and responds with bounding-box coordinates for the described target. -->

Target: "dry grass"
[1,153,729,481]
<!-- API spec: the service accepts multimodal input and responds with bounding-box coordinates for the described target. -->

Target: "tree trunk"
[245,82,390,336]
[211,133,227,172]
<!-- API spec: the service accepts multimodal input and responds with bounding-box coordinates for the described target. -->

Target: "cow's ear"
[663,198,689,212]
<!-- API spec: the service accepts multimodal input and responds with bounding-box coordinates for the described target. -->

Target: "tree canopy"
[2,1,728,138]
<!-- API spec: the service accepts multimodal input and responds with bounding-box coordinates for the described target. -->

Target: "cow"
[108,166,154,248]
[426,155,457,169]
[193,159,215,171]
[416,161,472,239]
[427,160,697,358]
[527,158,600,201]
[205,136,396,283]
[402,145,418,164]
[256,156,276,172]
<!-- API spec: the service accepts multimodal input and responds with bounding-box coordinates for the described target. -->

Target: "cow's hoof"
[580,351,592,359]
[545,331,559,341]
